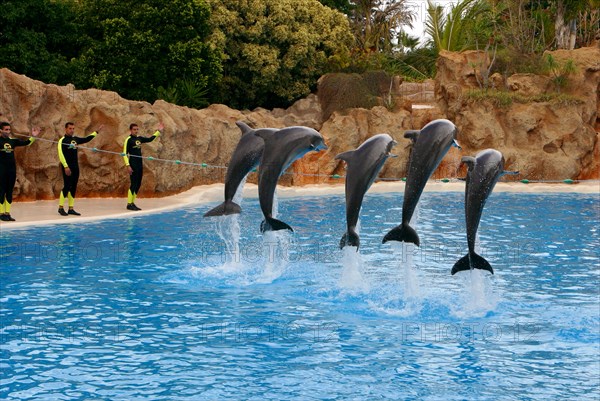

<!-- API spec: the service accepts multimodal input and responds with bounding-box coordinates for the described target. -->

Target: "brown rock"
[507,74,552,97]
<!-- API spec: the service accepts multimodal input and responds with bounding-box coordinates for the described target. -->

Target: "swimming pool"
[1,191,599,399]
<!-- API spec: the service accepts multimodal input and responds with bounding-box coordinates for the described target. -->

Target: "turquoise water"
[1,192,599,400]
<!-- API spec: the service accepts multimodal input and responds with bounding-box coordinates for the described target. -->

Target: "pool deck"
[1,181,598,231]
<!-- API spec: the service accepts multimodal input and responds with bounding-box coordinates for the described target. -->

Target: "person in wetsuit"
[57,122,102,216]
[123,122,163,211]
[0,122,40,222]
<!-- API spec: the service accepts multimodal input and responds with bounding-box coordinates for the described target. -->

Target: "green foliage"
[317,72,383,119]
[75,0,221,103]
[0,0,82,84]
[318,0,353,14]
[465,88,584,107]
[493,49,546,75]
[207,0,353,109]
[543,54,577,92]
[425,0,493,52]
[349,0,415,53]
[157,78,210,108]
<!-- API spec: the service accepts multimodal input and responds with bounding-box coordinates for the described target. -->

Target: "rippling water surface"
[1,192,599,400]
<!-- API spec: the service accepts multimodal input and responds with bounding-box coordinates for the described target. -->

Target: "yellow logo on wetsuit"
[69,140,77,149]
[135,140,142,148]
[3,143,13,153]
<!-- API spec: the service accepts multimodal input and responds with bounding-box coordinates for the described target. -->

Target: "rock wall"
[435,47,599,180]
[0,47,598,201]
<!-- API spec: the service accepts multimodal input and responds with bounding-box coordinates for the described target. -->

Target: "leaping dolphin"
[336,134,397,250]
[204,121,277,217]
[451,149,518,275]
[257,126,327,232]
[383,119,460,246]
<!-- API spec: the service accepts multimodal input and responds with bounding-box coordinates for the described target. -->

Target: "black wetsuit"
[123,133,159,195]
[58,133,96,199]
[0,136,34,204]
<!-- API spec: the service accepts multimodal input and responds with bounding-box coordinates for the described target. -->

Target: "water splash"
[451,233,499,317]
[339,248,370,294]
[257,230,290,283]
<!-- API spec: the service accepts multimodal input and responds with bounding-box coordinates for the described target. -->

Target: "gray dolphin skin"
[382,119,460,246]
[451,149,518,275]
[336,134,397,250]
[257,126,327,232]
[204,121,277,217]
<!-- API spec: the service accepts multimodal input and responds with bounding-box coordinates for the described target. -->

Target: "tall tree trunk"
[555,1,577,49]
[555,2,569,48]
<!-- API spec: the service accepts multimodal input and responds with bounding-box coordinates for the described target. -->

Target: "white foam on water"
[256,230,290,283]
[338,246,370,295]
[449,234,500,318]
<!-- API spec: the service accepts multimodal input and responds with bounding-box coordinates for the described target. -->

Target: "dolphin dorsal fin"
[461,156,476,171]
[235,121,253,136]
[335,150,355,162]
[404,130,420,142]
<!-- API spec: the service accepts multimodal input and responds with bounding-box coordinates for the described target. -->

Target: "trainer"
[123,122,163,211]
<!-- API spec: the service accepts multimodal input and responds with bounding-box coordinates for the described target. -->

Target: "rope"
[13,133,600,185]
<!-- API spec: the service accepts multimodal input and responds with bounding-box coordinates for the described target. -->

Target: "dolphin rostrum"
[451,149,518,275]
[383,119,460,246]
[256,126,327,232]
[204,121,277,217]
[336,134,397,250]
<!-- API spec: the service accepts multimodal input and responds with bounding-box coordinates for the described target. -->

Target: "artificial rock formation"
[435,47,599,181]
[1,46,598,201]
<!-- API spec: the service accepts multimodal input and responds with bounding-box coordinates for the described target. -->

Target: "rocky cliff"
[0,46,597,201]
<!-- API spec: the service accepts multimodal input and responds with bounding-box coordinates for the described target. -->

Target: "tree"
[207,0,353,109]
[318,0,353,14]
[425,0,493,52]
[0,0,82,84]
[349,0,415,53]
[75,0,221,103]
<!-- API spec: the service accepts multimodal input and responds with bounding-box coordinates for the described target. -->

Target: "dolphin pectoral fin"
[382,224,420,246]
[335,150,354,162]
[502,170,519,176]
[451,253,494,275]
[340,230,360,250]
[388,153,398,158]
[261,217,294,233]
[452,139,461,149]
[204,201,242,217]
[404,130,419,142]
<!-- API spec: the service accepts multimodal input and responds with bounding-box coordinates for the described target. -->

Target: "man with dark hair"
[123,122,163,210]
[0,122,40,221]
[57,122,102,216]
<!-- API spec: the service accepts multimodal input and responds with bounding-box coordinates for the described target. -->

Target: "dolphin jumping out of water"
[336,134,397,250]
[257,126,327,232]
[383,119,460,246]
[451,149,518,275]
[204,121,277,217]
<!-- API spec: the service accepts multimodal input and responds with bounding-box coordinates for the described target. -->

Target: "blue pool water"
[1,191,599,400]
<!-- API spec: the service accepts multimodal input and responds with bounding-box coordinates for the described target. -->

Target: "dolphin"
[451,149,518,275]
[336,134,397,250]
[256,126,327,232]
[204,121,277,217]
[383,119,460,246]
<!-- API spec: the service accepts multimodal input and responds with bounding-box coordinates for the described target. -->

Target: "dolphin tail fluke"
[203,201,242,217]
[451,253,494,275]
[339,230,360,250]
[261,217,294,233]
[382,224,420,246]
